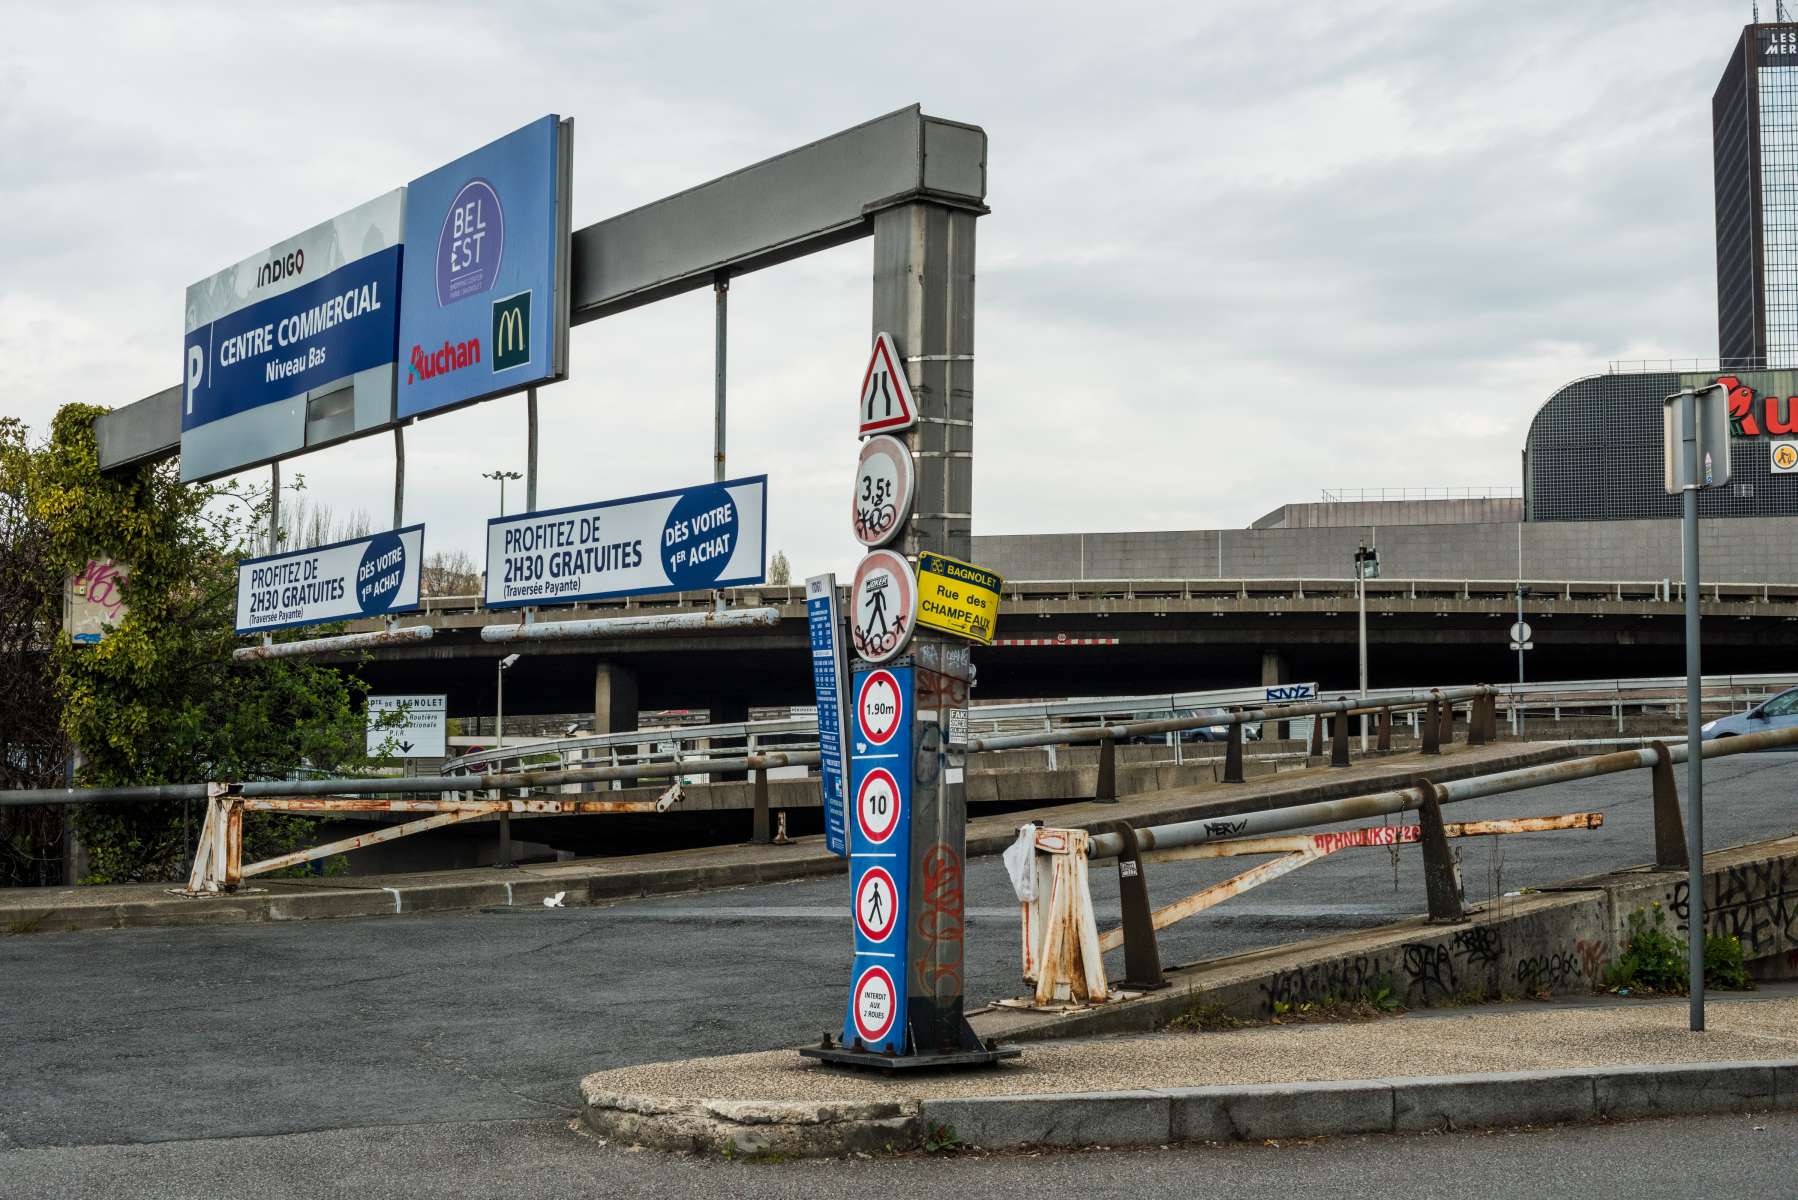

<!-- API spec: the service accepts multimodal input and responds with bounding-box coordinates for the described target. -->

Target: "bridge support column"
[593,661,639,734]
[1260,651,1290,741]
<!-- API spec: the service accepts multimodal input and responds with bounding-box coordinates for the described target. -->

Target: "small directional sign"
[857,332,917,437]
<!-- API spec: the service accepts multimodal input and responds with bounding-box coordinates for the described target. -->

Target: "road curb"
[580,1059,1798,1156]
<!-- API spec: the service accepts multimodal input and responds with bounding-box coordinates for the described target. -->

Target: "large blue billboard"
[396,115,569,420]
[180,190,406,483]
[183,247,400,433]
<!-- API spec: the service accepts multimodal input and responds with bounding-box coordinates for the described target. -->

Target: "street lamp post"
[483,469,523,517]
[495,652,521,866]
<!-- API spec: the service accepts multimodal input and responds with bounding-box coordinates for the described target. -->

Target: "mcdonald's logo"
[491,290,532,372]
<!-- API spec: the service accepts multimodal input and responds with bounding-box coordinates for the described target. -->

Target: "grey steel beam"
[95,385,181,470]
[92,105,989,471]
[571,105,986,323]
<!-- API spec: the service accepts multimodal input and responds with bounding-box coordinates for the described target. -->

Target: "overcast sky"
[0,0,1754,581]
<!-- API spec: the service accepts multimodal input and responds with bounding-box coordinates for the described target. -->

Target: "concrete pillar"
[593,661,639,734]
[875,199,985,1058]
[1260,650,1289,741]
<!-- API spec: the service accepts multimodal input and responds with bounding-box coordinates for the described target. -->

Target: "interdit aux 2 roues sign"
[234,526,424,634]
[484,477,766,607]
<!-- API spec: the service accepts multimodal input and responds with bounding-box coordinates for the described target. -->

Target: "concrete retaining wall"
[976,835,1798,1043]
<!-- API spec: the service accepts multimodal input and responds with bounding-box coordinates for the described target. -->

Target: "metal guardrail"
[1018,722,1798,1007]
[405,575,1798,618]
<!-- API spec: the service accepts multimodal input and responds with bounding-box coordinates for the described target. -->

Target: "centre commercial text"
[211,282,385,384]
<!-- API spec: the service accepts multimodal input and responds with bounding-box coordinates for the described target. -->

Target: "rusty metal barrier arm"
[1085,720,1798,861]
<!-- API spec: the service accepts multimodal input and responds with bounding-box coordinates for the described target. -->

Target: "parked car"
[1701,686,1798,740]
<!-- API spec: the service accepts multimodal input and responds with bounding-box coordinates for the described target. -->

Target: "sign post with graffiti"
[804,325,1014,1071]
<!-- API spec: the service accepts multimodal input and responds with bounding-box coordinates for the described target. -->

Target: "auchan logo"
[408,337,481,384]
[1715,375,1798,437]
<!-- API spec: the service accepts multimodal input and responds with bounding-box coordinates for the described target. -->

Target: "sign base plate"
[798,1041,1021,1073]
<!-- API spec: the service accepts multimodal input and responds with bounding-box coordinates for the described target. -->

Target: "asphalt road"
[1,752,1794,1160]
[2,1112,1794,1200]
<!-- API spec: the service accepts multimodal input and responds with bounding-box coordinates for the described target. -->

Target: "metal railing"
[401,574,1798,620]
[8,673,1792,896]
[1020,721,1798,1007]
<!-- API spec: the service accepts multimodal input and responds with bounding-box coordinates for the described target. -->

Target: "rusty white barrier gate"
[1011,813,1601,1008]
[1008,722,1798,1009]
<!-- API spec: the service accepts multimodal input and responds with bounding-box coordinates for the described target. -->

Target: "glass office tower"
[1716,23,1798,368]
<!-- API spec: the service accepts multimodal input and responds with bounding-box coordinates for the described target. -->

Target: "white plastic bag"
[1003,823,1039,903]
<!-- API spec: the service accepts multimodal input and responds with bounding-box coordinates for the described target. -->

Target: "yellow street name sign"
[916,551,1002,645]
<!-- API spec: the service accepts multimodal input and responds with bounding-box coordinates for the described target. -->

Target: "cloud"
[0,0,1750,581]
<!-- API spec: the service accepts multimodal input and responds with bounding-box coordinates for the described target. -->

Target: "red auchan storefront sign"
[1703,374,1798,437]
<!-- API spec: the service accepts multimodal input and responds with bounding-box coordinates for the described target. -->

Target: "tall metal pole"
[495,657,511,867]
[1356,550,1368,752]
[268,460,281,554]
[714,277,729,483]
[1680,391,1706,1031]
[392,426,406,529]
[526,388,539,513]
[1516,584,1527,737]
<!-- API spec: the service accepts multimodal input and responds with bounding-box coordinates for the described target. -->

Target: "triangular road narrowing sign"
[858,332,917,437]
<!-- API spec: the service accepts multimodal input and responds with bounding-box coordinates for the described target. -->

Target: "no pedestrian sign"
[916,551,1002,645]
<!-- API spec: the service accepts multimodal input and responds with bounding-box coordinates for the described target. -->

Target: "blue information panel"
[396,115,566,420]
[842,663,912,1054]
[183,246,402,434]
[808,576,850,857]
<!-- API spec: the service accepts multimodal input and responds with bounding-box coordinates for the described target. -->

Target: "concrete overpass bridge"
[333,576,1798,730]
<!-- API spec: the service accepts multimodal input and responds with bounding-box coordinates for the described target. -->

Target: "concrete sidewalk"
[0,740,1577,934]
[582,989,1798,1155]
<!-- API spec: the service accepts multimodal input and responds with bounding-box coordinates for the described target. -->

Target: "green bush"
[1603,903,1756,995]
